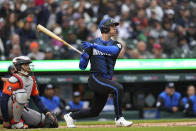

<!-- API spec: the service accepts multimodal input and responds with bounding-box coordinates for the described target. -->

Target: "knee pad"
[13,89,29,104]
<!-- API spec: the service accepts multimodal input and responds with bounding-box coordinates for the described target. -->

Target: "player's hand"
[44,112,58,128]
[81,41,95,50]
[172,106,178,112]
[3,121,11,128]
[81,52,89,59]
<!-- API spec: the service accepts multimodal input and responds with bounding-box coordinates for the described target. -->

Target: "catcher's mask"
[12,56,33,76]
[99,18,119,33]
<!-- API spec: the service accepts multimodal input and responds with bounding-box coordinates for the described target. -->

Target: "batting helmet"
[12,56,32,76]
[8,65,15,75]
[99,18,119,33]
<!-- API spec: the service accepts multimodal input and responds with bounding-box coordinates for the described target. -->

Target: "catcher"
[0,56,58,129]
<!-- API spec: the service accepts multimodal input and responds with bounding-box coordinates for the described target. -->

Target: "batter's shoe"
[115,117,133,127]
[64,113,76,128]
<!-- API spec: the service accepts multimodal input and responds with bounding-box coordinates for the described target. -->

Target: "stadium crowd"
[0,0,196,60]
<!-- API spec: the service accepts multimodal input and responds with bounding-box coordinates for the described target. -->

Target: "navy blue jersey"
[86,37,122,77]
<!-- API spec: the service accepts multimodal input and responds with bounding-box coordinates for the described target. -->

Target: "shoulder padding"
[8,76,18,83]
[113,41,122,49]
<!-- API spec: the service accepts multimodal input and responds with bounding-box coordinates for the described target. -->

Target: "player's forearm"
[32,95,49,114]
[1,94,10,122]
[93,45,119,55]
[158,106,172,112]
[79,57,89,70]
[79,52,89,70]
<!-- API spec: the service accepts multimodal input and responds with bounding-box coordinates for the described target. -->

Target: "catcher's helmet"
[99,18,119,33]
[12,56,32,75]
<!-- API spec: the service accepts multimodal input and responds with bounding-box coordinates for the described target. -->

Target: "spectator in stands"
[36,1,49,27]
[185,22,196,49]
[137,41,152,58]
[25,0,38,20]
[156,82,182,113]
[8,45,23,60]
[171,37,191,58]
[44,48,54,60]
[176,8,192,29]
[1,12,18,45]
[88,23,101,40]
[51,26,63,48]
[68,91,85,112]
[130,49,141,59]
[157,35,168,55]
[74,0,94,22]
[148,20,167,39]
[146,0,164,21]
[133,9,148,30]
[146,36,156,53]
[164,9,175,23]
[28,41,45,60]
[132,20,145,40]
[63,30,79,59]
[135,0,146,10]
[17,16,36,54]
[5,34,22,57]
[0,0,11,19]
[46,2,58,29]
[13,0,24,20]
[164,29,178,56]
[118,18,132,40]
[76,17,89,41]
[41,84,66,120]
[0,0,196,60]
[0,37,5,60]
[91,0,106,20]
[152,43,167,59]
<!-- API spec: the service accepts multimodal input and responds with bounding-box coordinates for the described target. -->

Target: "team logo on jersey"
[7,85,13,92]
[117,44,121,49]
[93,49,111,56]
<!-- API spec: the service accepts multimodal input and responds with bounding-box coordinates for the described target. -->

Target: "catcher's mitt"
[44,112,58,128]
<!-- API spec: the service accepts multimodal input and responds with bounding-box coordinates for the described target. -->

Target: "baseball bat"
[37,24,82,54]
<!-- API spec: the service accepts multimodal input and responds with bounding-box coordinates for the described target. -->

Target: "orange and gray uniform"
[0,73,48,127]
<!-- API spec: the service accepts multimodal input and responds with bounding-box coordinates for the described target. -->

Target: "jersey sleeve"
[2,80,20,96]
[115,41,122,53]
[31,76,39,96]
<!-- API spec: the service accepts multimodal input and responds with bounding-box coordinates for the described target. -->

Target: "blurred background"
[1,0,196,121]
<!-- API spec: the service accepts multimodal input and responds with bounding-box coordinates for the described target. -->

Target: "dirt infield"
[1,121,196,129]
[60,121,196,128]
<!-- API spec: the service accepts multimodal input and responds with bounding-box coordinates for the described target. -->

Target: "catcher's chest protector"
[14,74,34,100]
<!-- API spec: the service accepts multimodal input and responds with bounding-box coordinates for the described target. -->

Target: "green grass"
[0,127,196,131]
[63,118,196,126]
[1,118,196,131]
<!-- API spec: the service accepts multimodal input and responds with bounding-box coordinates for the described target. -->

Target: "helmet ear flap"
[13,63,21,72]
[101,25,110,33]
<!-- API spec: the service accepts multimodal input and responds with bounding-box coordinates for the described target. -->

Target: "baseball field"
[1,119,196,131]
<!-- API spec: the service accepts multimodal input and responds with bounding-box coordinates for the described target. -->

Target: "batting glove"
[81,41,96,50]
[81,52,89,59]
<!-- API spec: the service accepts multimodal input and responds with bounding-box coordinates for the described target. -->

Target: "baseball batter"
[64,18,133,128]
[0,56,58,129]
